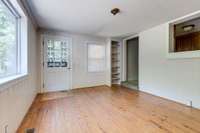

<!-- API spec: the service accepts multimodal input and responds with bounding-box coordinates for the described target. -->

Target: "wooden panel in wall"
[175,31,200,52]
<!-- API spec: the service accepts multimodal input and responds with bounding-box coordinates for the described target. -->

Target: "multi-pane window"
[0,0,19,78]
[47,40,69,68]
[87,43,106,72]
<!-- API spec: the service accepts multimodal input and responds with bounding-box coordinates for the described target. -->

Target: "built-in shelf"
[112,45,120,48]
[112,73,120,75]
[112,53,119,55]
[112,78,120,81]
[111,41,120,85]
[112,66,120,69]
[112,60,120,62]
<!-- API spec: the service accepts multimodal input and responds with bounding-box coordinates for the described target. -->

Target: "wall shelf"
[111,41,121,85]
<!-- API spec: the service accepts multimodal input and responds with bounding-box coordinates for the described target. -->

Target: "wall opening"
[168,12,200,59]
[122,37,139,89]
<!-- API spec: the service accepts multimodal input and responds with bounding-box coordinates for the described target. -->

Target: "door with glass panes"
[43,36,72,92]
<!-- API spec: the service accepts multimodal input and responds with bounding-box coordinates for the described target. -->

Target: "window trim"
[0,73,28,91]
[2,0,21,18]
[167,10,200,59]
[87,42,106,73]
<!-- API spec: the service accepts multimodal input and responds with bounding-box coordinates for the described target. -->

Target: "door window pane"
[47,40,69,67]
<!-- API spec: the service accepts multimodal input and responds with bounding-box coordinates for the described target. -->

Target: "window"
[0,0,27,81]
[87,43,106,72]
[170,17,200,53]
[47,39,69,68]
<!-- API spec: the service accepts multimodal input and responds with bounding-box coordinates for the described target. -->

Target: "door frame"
[40,34,73,93]
[122,34,139,88]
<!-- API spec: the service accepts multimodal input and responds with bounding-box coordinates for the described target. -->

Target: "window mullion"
[17,18,21,74]
[2,0,21,18]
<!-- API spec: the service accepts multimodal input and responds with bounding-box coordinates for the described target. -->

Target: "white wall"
[0,21,38,133]
[38,30,109,91]
[72,34,108,88]
[139,23,200,109]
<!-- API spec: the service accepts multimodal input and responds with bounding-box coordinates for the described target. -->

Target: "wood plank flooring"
[17,85,200,133]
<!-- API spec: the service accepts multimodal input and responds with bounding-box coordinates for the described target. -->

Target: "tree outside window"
[0,0,17,78]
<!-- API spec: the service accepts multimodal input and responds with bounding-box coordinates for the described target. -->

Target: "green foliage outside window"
[0,1,16,76]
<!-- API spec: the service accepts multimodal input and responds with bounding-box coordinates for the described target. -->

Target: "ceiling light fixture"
[182,24,195,32]
[111,8,120,15]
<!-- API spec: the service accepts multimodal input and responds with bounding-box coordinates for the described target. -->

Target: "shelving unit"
[111,41,121,85]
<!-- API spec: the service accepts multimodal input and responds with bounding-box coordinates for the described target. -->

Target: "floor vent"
[26,128,35,133]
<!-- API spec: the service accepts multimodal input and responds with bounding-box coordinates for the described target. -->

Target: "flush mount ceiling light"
[111,8,120,15]
[182,24,195,32]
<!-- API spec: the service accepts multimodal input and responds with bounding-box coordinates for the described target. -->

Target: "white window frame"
[0,0,20,78]
[0,0,28,89]
[87,42,106,73]
[167,10,200,59]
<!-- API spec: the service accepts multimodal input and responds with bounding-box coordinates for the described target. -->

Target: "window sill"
[167,50,200,59]
[0,73,28,92]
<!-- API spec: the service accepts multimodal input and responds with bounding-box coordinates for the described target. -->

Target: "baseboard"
[16,92,38,132]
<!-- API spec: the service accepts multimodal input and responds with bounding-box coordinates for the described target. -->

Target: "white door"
[43,36,72,92]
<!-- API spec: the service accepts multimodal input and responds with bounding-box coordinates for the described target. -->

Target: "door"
[43,36,72,92]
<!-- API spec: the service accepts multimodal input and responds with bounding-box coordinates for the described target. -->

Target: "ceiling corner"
[18,0,39,28]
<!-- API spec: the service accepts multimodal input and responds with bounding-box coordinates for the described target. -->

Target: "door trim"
[40,34,73,93]
[122,34,140,88]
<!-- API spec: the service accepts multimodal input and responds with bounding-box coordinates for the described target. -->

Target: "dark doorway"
[123,37,139,89]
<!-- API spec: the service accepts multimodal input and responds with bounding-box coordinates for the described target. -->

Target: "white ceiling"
[27,0,200,37]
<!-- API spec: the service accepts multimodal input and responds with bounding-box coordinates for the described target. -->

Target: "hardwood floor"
[17,85,200,133]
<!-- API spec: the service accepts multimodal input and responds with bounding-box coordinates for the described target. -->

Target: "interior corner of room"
[1,0,200,133]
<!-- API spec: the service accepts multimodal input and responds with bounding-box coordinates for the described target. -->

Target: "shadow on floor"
[121,80,138,90]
